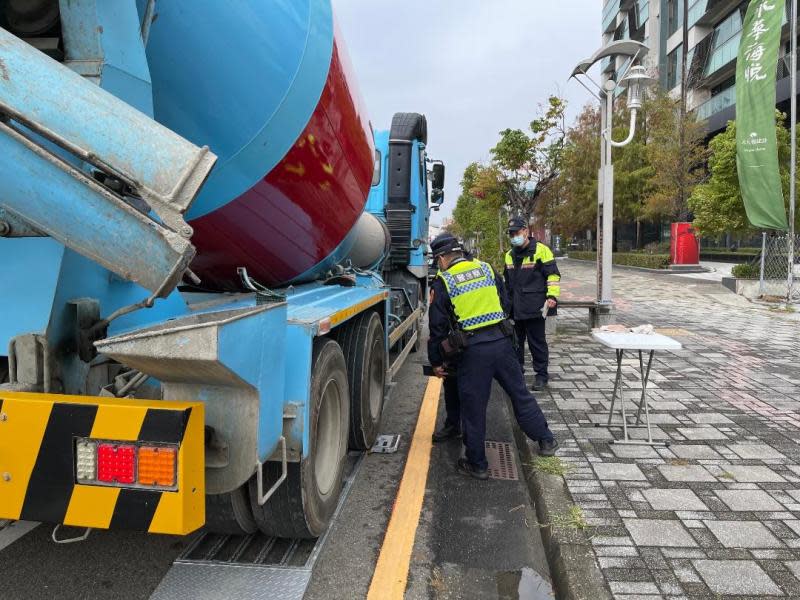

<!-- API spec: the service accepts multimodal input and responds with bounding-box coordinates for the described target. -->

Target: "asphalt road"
[0,333,552,600]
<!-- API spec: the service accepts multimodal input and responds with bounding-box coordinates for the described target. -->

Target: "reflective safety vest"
[438,259,505,330]
[504,243,561,299]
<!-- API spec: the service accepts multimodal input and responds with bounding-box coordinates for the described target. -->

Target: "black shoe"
[432,423,461,443]
[456,458,489,480]
[538,438,559,457]
[532,376,548,391]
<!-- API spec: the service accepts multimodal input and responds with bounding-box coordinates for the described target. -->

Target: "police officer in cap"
[503,217,561,391]
[427,233,558,479]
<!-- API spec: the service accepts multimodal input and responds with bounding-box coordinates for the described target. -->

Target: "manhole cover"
[485,441,518,480]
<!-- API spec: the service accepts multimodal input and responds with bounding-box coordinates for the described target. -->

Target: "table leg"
[612,349,668,447]
[633,350,654,426]
[606,349,624,427]
[618,350,630,442]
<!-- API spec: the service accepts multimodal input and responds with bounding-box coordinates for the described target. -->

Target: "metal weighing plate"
[151,453,364,600]
[371,434,401,454]
[485,441,519,481]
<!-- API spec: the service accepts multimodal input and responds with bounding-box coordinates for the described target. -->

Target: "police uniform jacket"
[503,239,561,321]
[427,258,509,367]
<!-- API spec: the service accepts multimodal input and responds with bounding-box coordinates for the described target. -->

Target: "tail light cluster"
[75,438,178,491]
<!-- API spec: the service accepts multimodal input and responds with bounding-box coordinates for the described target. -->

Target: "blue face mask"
[510,234,525,247]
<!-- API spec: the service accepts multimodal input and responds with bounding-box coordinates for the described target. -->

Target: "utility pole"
[790,0,797,300]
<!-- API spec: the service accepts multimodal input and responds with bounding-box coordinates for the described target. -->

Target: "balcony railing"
[696,85,735,120]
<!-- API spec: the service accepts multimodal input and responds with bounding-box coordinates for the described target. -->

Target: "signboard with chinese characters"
[735,0,789,231]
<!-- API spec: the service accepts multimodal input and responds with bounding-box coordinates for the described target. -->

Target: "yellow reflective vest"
[438,259,505,331]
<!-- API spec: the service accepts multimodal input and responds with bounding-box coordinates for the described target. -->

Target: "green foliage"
[689,111,800,237]
[642,90,708,220]
[731,262,760,279]
[450,163,507,269]
[699,250,759,262]
[481,95,567,222]
[569,251,670,269]
[546,104,600,237]
[529,455,573,476]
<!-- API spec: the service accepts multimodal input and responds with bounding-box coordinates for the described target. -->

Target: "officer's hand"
[433,366,447,378]
[546,298,557,309]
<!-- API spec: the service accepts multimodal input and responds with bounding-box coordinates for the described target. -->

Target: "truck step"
[150,453,363,600]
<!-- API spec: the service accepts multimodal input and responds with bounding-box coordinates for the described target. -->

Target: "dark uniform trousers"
[514,317,549,381]
[443,376,460,429]
[457,335,554,470]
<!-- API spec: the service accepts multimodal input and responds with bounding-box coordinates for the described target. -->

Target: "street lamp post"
[570,42,654,313]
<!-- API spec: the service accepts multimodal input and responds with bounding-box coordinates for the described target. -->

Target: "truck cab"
[366,113,445,346]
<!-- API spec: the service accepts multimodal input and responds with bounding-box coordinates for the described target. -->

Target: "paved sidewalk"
[536,261,800,599]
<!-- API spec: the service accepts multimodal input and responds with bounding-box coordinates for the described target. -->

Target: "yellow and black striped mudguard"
[0,391,204,535]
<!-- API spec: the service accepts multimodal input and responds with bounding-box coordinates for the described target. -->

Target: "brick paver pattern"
[537,261,800,599]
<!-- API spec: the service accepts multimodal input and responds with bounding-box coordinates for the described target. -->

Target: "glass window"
[667,44,683,90]
[687,0,708,28]
[667,0,683,36]
[603,0,621,31]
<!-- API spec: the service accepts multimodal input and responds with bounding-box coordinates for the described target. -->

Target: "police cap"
[430,233,464,257]
[507,216,528,234]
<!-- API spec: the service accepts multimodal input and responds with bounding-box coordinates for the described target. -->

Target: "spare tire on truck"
[249,338,349,538]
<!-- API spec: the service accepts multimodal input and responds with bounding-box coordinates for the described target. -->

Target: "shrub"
[568,251,670,269]
[731,263,759,279]
[700,250,759,263]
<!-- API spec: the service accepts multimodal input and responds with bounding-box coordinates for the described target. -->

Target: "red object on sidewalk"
[670,222,700,265]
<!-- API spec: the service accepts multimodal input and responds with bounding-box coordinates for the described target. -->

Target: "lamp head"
[619,65,657,110]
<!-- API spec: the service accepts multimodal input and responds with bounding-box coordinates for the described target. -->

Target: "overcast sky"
[334,1,601,228]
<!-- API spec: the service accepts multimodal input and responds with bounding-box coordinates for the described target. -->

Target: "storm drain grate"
[485,441,518,480]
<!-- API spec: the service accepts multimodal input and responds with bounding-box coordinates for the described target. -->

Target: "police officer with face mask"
[504,217,561,391]
[427,233,558,479]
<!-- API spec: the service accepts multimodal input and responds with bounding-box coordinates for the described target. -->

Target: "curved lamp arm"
[604,108,638,148]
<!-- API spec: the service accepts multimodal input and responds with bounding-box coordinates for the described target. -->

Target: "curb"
[563,257,709,275]
[509,409,612,600]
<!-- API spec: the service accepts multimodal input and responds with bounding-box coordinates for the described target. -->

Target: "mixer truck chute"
[0,0,444,540]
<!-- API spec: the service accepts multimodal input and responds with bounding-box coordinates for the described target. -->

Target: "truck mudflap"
[0,392,204,535]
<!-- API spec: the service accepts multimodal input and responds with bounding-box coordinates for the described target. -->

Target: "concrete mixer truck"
[0,0,444,540]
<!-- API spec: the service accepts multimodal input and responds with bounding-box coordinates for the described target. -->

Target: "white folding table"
[591,331,682,446]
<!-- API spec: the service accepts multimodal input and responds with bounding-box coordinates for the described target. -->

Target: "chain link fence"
[758,233,800,302]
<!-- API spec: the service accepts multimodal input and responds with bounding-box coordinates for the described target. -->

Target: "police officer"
[503,217,561,391]
[427,233,558,479]
[431,249,474,444]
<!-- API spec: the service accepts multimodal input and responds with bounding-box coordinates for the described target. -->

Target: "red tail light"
[97,443,136,484]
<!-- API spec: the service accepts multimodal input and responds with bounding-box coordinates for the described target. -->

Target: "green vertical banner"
[736,0,788,231]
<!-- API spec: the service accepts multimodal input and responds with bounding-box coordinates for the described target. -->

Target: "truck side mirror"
[430,161,445,206]
[431,162,445,192]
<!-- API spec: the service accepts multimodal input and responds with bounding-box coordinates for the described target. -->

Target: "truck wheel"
[249,338,349,538]
[205,485,258,535]
[338,311,386,449]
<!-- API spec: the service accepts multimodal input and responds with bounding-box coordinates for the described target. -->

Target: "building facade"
[602,0,797,134]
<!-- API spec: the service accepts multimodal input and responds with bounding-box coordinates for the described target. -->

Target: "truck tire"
[337,311,386,450]
[390,112,428,144]
[249,338,349,538]
[205,485,258,535]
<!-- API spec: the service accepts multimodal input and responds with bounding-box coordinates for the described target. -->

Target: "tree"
[642,89,707,220]
[689,111,800,237]
[451,163,507,268]
[476,96,567,222]
[549,104,600,238]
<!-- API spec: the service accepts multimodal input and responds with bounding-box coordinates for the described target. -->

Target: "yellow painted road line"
[367,376,442,600]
